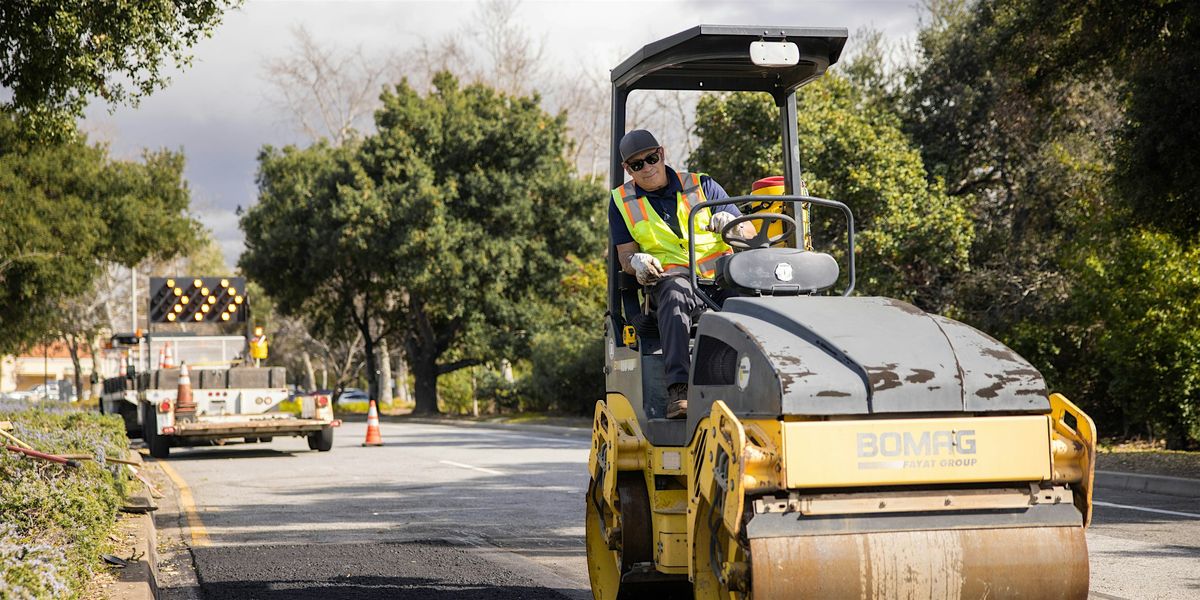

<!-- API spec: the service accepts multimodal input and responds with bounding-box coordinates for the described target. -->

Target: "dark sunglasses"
[626,149,662,172]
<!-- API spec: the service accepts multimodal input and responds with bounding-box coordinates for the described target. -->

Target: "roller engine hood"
[689,296,1049,417]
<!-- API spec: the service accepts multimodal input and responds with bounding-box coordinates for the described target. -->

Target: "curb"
[108,510,159,600]
[393,416,592,439]
[1095,470,1200,498]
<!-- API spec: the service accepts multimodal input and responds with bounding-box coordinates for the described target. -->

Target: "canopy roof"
[611,25,848,98]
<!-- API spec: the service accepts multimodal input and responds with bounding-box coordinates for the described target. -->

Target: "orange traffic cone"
[176,362,195,414]
[362,399,383,446]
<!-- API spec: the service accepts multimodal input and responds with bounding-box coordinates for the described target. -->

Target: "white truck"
[100,332,337,458]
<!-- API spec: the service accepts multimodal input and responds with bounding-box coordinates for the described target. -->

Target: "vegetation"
[241,72,603,414]
[0,112,199,354]
[0,402,131,598]
[0,0,242,137]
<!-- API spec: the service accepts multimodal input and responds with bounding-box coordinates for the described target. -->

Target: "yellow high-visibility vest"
[611,171,732,278]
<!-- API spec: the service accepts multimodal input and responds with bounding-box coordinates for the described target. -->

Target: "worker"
[609,129,754,419]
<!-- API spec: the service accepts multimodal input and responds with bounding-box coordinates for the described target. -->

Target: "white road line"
[1094,500,1200,519]
[439,460,504,475]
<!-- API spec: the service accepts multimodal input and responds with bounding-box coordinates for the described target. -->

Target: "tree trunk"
[411,354,440,415]
[395,358,410,404]
[301,351,317,392]
[358,319,378,402]
[378,338,393,406]
[64,334,83,402]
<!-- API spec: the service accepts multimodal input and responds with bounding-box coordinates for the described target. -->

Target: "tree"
[690,76,973,312]
[0,111,198,354]
[973,0,1200,239]
[0,0,241,137]
[241,73,602,413]
[262,26,399,146]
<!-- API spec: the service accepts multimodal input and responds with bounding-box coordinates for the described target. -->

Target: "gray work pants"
[650,276,731,386]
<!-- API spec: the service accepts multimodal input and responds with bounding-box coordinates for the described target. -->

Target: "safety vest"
[612,171,732,278]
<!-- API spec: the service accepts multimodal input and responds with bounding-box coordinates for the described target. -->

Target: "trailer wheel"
[307,428,333,452]
[142,404,170,459]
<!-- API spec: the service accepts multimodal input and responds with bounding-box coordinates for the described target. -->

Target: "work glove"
[707,211,736,234]
[630,253,664,286]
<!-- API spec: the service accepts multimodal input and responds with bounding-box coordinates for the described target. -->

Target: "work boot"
[666,383,688,419]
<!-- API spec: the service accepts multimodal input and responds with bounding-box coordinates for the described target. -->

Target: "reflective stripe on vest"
[611,171,732,278]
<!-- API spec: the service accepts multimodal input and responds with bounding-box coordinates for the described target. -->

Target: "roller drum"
[749,525,1089,599]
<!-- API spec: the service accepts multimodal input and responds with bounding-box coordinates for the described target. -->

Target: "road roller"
[588,26,1096,599]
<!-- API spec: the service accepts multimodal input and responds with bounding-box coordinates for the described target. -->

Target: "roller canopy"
[687,296,1050,429]
[611,25,848,98]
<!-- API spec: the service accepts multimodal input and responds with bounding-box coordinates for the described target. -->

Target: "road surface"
[150,419,1199,599]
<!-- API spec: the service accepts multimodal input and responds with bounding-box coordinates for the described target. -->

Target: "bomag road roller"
[587,26,1096,599]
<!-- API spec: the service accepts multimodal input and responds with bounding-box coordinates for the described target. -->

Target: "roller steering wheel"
[720,213,797,250]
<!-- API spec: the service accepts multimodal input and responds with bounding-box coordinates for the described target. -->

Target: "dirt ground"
[1097,442,1200,478]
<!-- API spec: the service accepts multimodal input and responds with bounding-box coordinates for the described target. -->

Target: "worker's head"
[620,129,668,191]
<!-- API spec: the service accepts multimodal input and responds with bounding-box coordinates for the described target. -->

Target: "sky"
[82,0,925,268]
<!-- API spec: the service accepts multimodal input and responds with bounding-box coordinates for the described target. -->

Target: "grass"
[0,400,131,599]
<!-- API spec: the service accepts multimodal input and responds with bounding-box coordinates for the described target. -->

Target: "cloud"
[82,0,922,270]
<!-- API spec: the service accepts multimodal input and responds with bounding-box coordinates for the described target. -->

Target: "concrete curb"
[380,415,592,439]
[108,510,159,600]
[1095,470,1200,498]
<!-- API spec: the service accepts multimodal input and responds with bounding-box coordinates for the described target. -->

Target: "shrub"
[0,402,130,598]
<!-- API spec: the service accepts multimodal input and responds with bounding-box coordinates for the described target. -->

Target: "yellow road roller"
[589,25,1095,599]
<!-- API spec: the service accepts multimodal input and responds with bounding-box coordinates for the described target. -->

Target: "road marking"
[1094,500,1200,519]
[156,459,211,547]
[439,460,504,475]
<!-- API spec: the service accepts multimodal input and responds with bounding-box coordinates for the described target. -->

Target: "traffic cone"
[157,346,167,369]
[175,362,195,415]
[163,343,174,369]
[362,399,383,447]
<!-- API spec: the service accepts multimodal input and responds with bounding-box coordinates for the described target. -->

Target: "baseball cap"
[619,129,660,162]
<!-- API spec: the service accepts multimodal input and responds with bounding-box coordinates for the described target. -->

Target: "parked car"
[335,388,370,404]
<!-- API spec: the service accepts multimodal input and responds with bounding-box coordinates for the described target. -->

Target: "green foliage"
[903,0,1200,446]
[0,0,241,137]
[521,258,606,414]
[0,403,131,598]
[973,0,1200,239]
[1067,230,1200,447]
[242,72,604,413]
[690,77,973,311]
[0,112,198,353]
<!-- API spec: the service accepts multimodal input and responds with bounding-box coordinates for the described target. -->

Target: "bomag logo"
[856,429,978,468]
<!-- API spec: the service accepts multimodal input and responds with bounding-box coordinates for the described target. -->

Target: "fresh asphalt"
[151,420,1198,600]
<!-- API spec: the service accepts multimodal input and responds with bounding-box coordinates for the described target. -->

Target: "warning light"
[167,313,177,322]
[194,313,203,321]
[150,277,247,323]
[220,312,231,321]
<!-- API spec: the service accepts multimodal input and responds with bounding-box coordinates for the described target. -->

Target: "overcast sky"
[82,0,924,268]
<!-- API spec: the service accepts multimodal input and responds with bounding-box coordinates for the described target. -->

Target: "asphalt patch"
[192,540,571,599]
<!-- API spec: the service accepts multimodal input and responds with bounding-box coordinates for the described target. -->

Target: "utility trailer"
[100,276,338,458]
